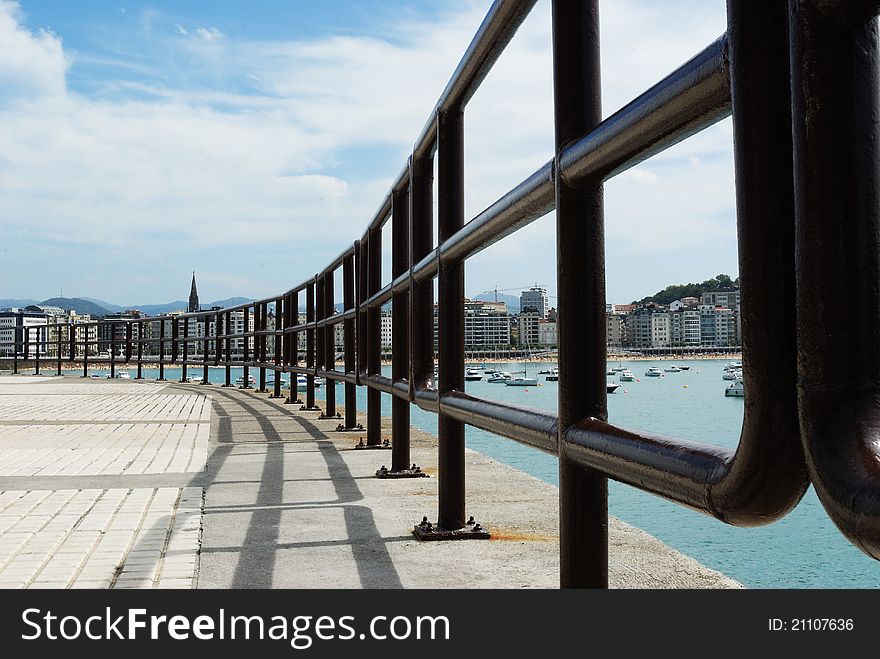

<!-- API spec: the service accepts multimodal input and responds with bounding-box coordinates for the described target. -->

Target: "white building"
[538,319,557,346]
[0,308,49,358]
[650,312,671,348]
[520,286,549,318]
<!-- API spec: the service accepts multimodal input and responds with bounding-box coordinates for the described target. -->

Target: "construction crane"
[481,284,549,302]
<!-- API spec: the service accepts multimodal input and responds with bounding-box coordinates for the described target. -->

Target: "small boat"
[725,379,744,397]
[185,375,204,384]
[722,369,742,381]
[266,375,289,387]
[487,372,512,383]
[644,367,663,377]
[607,382,620,393]
[235,374,257,386]
[538,366,558,375]
[678,365,690,371]
[506,376,538,387]
[115,371,131,379]
[612,363,626,372]
[664,365,681,372]
[727,360,742,370]
[606,367,615,376]
[619,370,635,382]
[465,368,483,381]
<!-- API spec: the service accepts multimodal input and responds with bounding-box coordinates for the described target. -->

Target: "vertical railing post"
[366,228,382,446]
[287,295,300,403]
[436,106,467,532]
[343,250,358,426]
[390,182,415,473]
[316,275,326,408]
[136,321,143,379]
[410,154,434,407]
[241,306,252,389]
[306,285,317,408]
[272,297,283,398]
[180,317,189,383]
[215,311,221,367]
[109,322,116,379]
[125,321,132,364]
[223,311,232,387]
[34,326,41,375]
[552,0,608,588]
[69,322,76,373]
[324,272,337,417]
[24,327,30,373]
[56,323,62,376]
[12,325,18,375]
[202,313,210,385]
[257,303,267,392]
[158,319,166,381]
[82,325,89,378]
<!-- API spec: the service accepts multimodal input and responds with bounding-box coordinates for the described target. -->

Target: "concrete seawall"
[0,375,740,589]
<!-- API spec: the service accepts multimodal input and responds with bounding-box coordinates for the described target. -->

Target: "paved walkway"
[0,374,741,589]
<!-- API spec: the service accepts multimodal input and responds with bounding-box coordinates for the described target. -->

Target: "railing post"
[56,323,62,376]
[125,321,132,364]
[68,322,76,372]
[410,154,434,406]
[257,303,267,392]
[180,317,189,383]
[24,327,30,373]
[158,318,166,381]
[136,321,143,379]
[305,283,317,408]
[109,323,116,379]
[436,106,469,532]
[241,306,252,389]
[316,275,326,406]
[34,326,41,375]
[215,311,221,367]
[789,0,880,557]
[202,313,210,385]
[366,228,382,446]
[552,0,608,588]
[12,325,18,375]
[342,251,358,425]
[223,310,232,387]
[324,272,337,417]
[386,179,421,477]
[286,295,300,403]
[82,325,89,378]
[272,298,283,398]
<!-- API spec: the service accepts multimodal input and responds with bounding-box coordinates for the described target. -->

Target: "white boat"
[722,369,742,381]
[606,367,615,376]
[612,363,626,372]
[678,365,690,371]
[185,375,204,384]
[538,366,558,375]
[235,374,257,386]
[465,368,483,381]
[725,379,744,397]
[506,376,538,387]
[619,370,635,382]
[607,382,620,393]
[664,365,681,372]
[266,375,289,387]
[115,371,131,379]
[644,367,663,377]
[294,374,324,390]
[487,372,513,383]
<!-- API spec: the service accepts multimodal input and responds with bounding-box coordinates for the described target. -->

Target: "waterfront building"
[669,307,701,346]
[517,311,541,348]
[650,312,671,348]
[0,308,48,357]
[538,319,557,347]
[520,286,549,319]
[606,312,626,348]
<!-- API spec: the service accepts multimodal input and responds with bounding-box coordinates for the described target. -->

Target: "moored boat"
[645,367,663,377]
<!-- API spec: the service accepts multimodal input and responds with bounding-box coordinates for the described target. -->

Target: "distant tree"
[632,273,739,305]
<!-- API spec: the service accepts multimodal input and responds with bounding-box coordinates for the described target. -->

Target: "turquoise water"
[78,360,879,588]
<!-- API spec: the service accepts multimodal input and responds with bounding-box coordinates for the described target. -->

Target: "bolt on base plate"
[319,412,343,420]
[300,405,322,411]
[412,516,490,541]
[354,438,391,450]
[375,464,427,479]
[335,423,364,432]
[284,397,303,404]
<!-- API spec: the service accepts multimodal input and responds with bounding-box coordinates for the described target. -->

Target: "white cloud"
[0,0,735,303]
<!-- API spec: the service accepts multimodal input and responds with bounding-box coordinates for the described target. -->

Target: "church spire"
[188,272,200,312]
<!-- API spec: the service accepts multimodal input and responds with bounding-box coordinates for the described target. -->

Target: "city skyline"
[1,0,736,304]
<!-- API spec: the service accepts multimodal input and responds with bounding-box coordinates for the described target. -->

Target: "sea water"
[92,360,879,588]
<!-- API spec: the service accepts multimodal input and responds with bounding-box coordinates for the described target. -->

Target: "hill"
[0,298,38,309]
[633,274,739,305]
[39,297,110,316]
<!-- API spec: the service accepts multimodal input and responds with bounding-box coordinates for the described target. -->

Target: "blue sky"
[0,0,736,306]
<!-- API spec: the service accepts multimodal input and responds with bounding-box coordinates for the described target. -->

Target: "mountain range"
[0,296,254,317]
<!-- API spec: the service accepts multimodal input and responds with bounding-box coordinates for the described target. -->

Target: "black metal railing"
[3,0,880,588]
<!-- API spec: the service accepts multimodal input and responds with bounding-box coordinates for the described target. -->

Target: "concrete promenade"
[0,375,740,589]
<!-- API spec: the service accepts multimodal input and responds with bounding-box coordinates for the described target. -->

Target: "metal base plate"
[319,413,343,420]
[412,517,490,541]
[199,381,212,386]
[300,405,321,411]
[285,397,303,404]
[268,394,284,399]
[335,423,364,432]
[376,465,427,479]
[355,439,391,450]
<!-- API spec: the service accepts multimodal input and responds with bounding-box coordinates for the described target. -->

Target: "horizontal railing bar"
[440,390,558,455]
[364,283,393,309]
[412,248,440,284]
[317,369,357,385]
[559,36,731,186]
